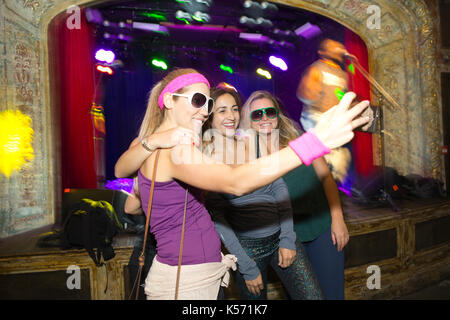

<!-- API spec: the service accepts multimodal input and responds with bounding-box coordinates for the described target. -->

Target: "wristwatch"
[141,139,155,153]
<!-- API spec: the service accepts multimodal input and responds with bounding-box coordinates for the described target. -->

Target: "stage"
[0,196,449,300]
[227,196,450,300]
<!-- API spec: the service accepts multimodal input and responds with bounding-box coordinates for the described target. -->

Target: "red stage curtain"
[49,9,97,189]
[345,29,375,177]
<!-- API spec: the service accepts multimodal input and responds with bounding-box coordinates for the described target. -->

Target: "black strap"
[82,211,103,267]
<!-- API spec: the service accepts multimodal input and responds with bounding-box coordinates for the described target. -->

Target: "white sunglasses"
[171,92,214,115]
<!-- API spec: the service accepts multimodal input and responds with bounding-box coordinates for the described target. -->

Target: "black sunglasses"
[250,107,278,122]
[171,92,214,115]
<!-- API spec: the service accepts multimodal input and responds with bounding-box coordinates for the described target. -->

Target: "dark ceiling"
[86,0,345,70]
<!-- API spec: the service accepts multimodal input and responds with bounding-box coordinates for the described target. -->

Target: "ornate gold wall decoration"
[21,0,40,11]
[0,0,443,237]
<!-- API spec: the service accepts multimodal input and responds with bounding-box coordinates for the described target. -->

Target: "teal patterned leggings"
[233,231,324,300]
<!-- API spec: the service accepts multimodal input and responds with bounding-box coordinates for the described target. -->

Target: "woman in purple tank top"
[115,68,370,300]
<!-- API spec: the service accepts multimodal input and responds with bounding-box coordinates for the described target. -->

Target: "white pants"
[144,254,237,300]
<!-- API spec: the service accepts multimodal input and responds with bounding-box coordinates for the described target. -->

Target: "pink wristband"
[288,130,330,165]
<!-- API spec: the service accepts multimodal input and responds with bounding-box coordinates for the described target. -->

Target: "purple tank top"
[138,170,222,266]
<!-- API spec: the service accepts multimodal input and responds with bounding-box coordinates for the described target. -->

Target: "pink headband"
[158,73,211,110]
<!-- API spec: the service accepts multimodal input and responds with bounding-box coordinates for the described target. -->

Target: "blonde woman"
[240,91,349,299]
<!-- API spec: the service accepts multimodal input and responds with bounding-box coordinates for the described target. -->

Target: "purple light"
[132,22,169,34]
[338,186,352,197]
[295,23,322,39]
[117,34,132,41]
[269,55,288,71]
[105,178,134,194]
[85,8,103,24]
[239,33,270,43]
[95,49,115,64]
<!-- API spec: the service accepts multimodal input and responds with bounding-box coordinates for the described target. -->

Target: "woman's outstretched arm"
[169,94,370,196]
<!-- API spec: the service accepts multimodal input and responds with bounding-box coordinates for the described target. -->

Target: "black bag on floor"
[60,199,123,266]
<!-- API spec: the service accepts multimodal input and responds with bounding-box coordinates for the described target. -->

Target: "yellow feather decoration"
[0,109,34,177]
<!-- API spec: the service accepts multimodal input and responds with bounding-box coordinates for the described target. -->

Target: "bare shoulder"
[141,148,174,182]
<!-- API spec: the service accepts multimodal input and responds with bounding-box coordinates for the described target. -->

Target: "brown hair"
[201,86,243,157]
[239,90,301,148]
[202,86,243,133]
[137,68,201,141]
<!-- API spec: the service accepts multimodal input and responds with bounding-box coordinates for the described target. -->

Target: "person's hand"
[331,218,350,252]
[278,247,296,268]
[245,273,264,296]
[312,92,370,150]
[146,127,199,150]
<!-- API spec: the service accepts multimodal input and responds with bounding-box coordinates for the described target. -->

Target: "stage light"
[219,64,233,74]
[273,28,293,37]
[132,22,169,35]
[256,17,272,28]
[118,21,133,29]
[261,1,278,11]
[96,65,114,75]
[139,11,167,21]
[256,68,272,80]
[151,58,168,70]
[192,11,210,23]
[240,16,272,28]
[117,34,132,41]
[239,32,270,43]
[95,49,115,63]
[239,16,257,27]
[175,10,192,24]
[244,0,261,9]
[295,22,322,39]
[269,56,288,71]
[195,0,212,6]
[85,8,103,24]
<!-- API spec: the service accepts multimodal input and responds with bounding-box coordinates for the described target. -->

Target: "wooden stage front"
[0,197,449,300]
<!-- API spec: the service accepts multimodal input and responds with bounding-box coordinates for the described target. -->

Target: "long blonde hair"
[137,68,201,141]
[239,90,300,148]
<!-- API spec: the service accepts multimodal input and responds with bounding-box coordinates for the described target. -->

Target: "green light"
[334,88,346,101]
[140,12,167,21]
[151,59,168,70]
[192,15,204,22]
[348,63,355,75]
[220,64,233,74]
[175,17,190,25]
